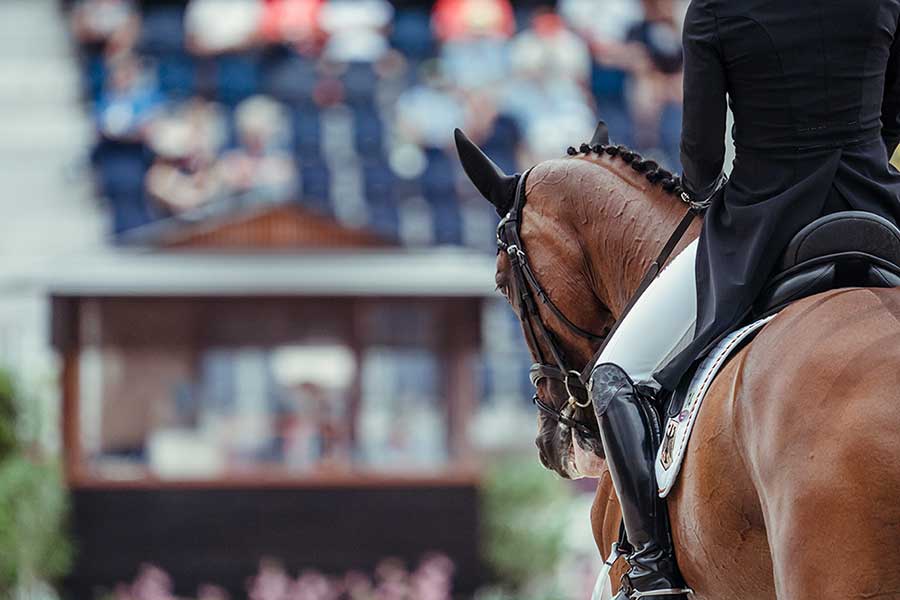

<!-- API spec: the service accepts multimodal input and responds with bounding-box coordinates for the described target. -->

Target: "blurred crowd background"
[0,0,690,599]
[70,0,686,241]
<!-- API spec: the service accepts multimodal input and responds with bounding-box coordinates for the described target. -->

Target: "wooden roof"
[125,203,395,250]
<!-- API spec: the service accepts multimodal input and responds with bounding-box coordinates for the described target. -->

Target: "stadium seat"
[91,139,154,234]
[390,9,435,60]
[291,107,323,160]
[298,158,332,213]
[83,53,106,102]
[215,52,262,106]
[156,52,197,99]
[341,62,378,108]
[261,50,318,104]
[139,6,186,56]
[352,105,385,154]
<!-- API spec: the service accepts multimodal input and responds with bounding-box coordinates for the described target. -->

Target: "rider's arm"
[883,16,900,160]
[680,0,727,200]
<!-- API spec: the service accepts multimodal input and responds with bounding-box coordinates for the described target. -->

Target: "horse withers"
[456,129,900,599]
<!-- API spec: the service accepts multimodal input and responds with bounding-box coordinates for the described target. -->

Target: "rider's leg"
[597,239,699,385]
[589,239,699,600]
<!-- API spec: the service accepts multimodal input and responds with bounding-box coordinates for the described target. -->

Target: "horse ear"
[454,128,519,216]
[589,120,610,146]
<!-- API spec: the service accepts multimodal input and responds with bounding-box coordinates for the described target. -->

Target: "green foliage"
[0,456,72,591]
[0,371,18,461]
[480,457,572,593]
[0,367,71,596]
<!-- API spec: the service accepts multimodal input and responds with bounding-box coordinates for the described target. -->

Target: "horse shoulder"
[668,342,774,600]
[732,287,900,599]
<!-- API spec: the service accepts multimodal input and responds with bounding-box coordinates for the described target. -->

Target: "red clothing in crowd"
[431,0,515,42]
[259,0,323,45]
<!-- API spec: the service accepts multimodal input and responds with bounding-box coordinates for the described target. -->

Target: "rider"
[589,1,900,598]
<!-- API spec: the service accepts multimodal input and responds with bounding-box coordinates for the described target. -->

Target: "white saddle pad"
[655,315,777,498]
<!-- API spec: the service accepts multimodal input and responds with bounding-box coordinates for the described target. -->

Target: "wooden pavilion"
[46,204,498,598]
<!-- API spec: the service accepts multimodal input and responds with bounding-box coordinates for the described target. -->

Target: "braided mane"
[566,142,684,197]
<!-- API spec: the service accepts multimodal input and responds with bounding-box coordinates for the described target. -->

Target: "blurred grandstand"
[0,1,690,597]
[67,0,686,242]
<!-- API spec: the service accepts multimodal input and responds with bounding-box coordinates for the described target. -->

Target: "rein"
[499,166,708,440]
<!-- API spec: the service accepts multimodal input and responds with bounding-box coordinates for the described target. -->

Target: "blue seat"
[342,62,378,108]
[84,54,106,102]
[390,9,435,60]
[352,105,384,154]
[262,51,318,103]
[421,148,456,198]
[366,194,400,239]
[139,6,186,56]
[298,158,331,212]
[215,52,262,106]
[157,52,197,98]
[362,159,394,198]
[430,196,464,246]
[91,139,154,235]
[482,114,520,174]
[292,108,322,159]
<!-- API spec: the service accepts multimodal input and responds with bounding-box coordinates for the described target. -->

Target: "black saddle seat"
[756,211,900,315]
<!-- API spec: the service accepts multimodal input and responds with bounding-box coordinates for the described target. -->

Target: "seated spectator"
[70,0,139,57]
[432,0,514,92]
[395,62,465,151]
[145,100,227,214]
[95,53,163,142]
[319,0,394,63]
[626,0,684,166]
[185,0,263,55]
[258,0,324,55]
[431,0,514,43]
[509,9,591,86]
[500,13,595,162]
[216,95,297,204]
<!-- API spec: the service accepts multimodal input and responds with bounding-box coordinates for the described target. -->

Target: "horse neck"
[575,157,694,318]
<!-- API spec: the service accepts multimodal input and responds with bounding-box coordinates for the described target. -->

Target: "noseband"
[498,168,609,440]
[498,167,706,442]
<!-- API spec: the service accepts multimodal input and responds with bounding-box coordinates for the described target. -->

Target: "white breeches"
[595,240,699,386]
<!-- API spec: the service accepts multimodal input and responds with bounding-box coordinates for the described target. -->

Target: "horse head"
[455,126,692,480]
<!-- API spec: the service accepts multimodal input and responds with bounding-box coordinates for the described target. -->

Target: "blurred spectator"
[433,0,514,91]
[501,11,595,162]
[395,62,464,151]
[94,53,163,142]
[626,0,684,165]
[217,95,297,204]
[431,0,515,43]
[259,0,323,54]
[70,0,139,56]
[145,100,226,214]
[71,0,693,247]
[509,9,591,86]
[185,0,263,55]
[560,0,641,147]
[319,0,394,63]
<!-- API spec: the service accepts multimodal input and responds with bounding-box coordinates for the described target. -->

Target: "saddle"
[656,210,900,496]
[755,210,900,315]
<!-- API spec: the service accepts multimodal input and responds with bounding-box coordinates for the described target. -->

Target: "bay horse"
[456,131,900,599]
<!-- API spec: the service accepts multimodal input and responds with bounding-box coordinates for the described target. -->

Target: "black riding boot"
[588,362,690,600]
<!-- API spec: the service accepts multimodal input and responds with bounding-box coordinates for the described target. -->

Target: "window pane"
[358,346,447,469]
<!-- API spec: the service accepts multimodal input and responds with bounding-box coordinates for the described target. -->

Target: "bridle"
[497,168,609,440]
[497,166,706,442]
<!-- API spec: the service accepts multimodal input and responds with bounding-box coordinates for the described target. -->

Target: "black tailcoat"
[657,0,900,389]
